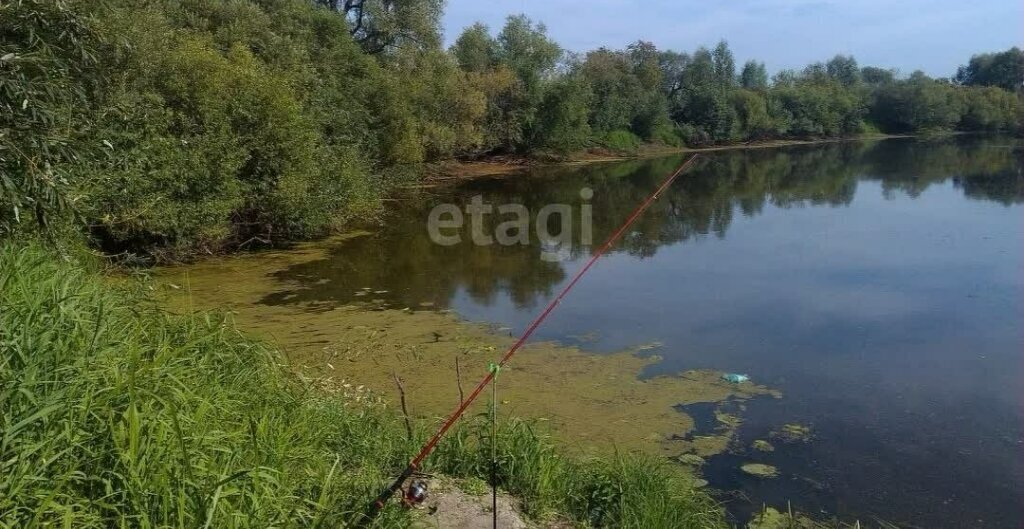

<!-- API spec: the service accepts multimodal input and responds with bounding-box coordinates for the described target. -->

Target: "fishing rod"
[365,154,701,521]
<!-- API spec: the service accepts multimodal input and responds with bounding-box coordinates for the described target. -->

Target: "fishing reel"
[401,477,429,507]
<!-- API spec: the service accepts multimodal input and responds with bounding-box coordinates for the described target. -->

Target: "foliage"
[871,72,965,132]
[314,0,444,55]
[960,86,1021,131]
[450,22,496,73]
[1,0,1022,253]
[826,55,861,87]
[954,47,1024,92]
[601,129,643,154]
[0,0,98,233]
[740,60,769,90]
[530,68,593,153]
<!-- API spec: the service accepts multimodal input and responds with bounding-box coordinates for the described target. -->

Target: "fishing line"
[365,154,701,521]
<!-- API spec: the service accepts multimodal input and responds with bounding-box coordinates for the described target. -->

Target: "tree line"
[1,0,1021,255]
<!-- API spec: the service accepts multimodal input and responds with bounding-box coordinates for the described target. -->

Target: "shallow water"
[171,137,1023,527]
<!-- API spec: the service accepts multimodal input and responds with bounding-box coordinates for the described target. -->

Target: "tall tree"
[658,50,690,97]
[451,22,496,72]
[826,54,860,87]
[954,47,1024,92]
[581,48,638,134]
[861,66,896,85]
[627,40,662,90]
[490,15,562,151]
[315,0,443,54]
[739,60,768,90]
[712,40,736,88]
[496,14,561,88]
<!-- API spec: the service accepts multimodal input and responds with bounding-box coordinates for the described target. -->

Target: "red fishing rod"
[366,154,700,520]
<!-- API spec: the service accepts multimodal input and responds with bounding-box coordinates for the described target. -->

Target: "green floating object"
[722,373,749,384]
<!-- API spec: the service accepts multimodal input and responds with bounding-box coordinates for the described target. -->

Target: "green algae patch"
[676,453,706,466]
[741,463,779,478]
[748,507,818,528]
[715,410,742,428]
[153,240,779,458]
[771,423,814,444]
[752,439,775,452]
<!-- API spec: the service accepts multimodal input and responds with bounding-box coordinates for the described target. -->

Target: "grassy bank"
[0,241,727,528]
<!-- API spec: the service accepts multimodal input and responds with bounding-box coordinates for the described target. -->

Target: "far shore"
[423,133,921,182]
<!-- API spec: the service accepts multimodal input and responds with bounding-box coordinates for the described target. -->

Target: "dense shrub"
[602,129,643,154]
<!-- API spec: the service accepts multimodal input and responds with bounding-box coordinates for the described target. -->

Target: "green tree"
[861,66,896,85]
[451,22,497,73]
[826,54,860,87]
[712,40,736,88]
[658,50,690,96]
[732,89,773,138]
[493,15,562,151]
[739,60,768,90]
[0,0,98,232]
[668,47,738,144]
[316,0,444,55]
[531,67,593,152]
[871,72,964,132]
[954,47,1024,92]
[626,41,672,141]
[959,86,1020,131]
[581,48,638,134]
[495,15,561,92]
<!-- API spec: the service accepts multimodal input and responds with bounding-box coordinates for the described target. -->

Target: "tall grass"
[0,242,729,528]
[0,242,420,527]
[435,416,725,527]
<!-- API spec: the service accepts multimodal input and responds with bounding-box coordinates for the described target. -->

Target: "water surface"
[217,137,1024,527]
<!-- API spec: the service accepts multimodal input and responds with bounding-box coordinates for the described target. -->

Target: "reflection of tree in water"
[957,171,1024,206]
[857,136,1024,202]
[262,137,1022,310]
[584,142,866,258]
[260,198,568,311]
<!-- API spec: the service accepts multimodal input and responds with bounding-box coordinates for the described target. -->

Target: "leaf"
[0,53,14,62]
[8,404,62,437]
[102,140,113,149]
[22,99,28,110]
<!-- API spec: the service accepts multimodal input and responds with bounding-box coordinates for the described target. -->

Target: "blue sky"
[442,0,1023,78]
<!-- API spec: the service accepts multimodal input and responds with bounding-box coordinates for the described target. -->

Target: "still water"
[256,138,1020,526]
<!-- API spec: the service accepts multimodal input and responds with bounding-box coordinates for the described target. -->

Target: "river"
[161,136,1023,527]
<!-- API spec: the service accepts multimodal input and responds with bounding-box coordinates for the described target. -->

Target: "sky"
[441,0,1023,78]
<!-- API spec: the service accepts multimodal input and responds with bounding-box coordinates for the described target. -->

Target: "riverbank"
[425,133,913,182]
[0,241,728,528]
[1,239,895,528]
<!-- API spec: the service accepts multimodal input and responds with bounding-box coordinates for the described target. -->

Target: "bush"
[601,129,643,154]
[649,121,683,146]
[0,0,99,233]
